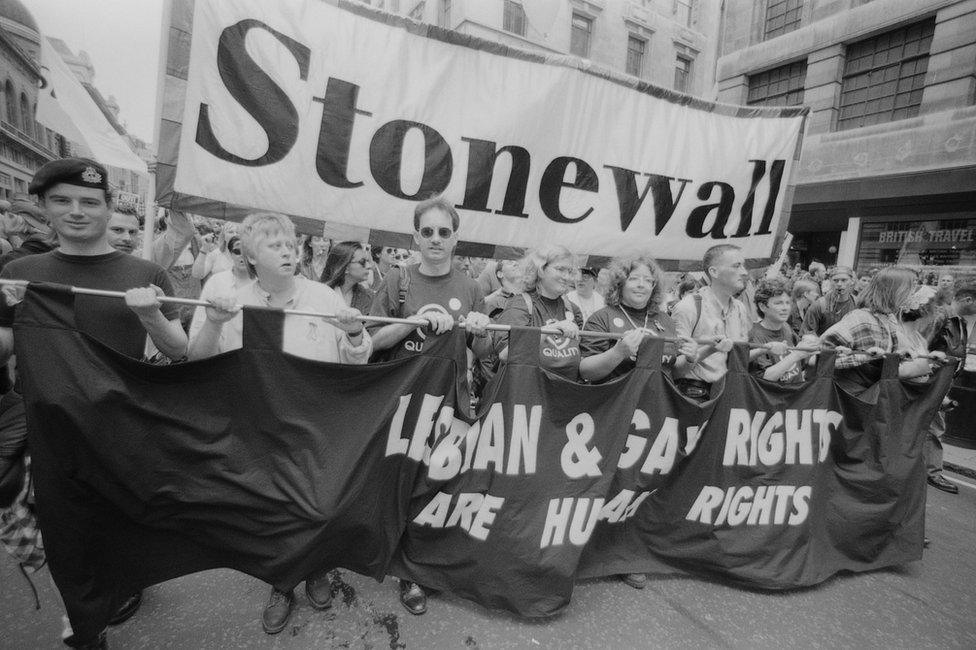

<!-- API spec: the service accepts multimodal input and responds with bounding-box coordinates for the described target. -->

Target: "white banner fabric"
[171,0,804,260]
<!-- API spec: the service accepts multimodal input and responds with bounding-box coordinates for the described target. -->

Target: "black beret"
[28,157,109,197]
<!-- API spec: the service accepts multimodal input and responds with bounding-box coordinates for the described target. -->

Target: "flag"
[36,37,147,174]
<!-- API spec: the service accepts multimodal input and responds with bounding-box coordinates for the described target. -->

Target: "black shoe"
[305,569,333,610]
[927,475,959,494]
[108,591,142,626]
[620,573,647,590]
[398,580,427,615]
[63,630,107,649]
[261,588,294,635]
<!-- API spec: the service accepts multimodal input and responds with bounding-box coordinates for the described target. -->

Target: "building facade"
[367,0,723,100]
[717,0,976,281]
[0,0,61,201]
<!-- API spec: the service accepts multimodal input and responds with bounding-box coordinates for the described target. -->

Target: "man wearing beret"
[0,157,188,650]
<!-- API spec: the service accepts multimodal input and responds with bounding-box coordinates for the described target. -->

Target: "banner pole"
[0,279,956,361]
[142,0,174,261]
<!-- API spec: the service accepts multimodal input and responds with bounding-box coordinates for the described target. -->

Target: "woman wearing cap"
[493,245,584,380]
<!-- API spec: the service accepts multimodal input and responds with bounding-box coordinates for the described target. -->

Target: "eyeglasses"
[546,265,575,276]
[350,258,370,267]
[418,226,454,239]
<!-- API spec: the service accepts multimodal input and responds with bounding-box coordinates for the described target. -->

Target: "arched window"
[20,92,32,134]
[3,80,16,125]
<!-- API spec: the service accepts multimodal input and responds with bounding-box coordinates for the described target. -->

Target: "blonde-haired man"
[188,212,370,634]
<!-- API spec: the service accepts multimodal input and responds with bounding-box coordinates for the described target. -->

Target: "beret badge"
[82,166,103,184]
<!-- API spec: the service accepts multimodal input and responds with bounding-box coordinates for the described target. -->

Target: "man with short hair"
[671,244,751,401]
[189,211,369,635]
[923,282,976,494]
[567,267,605,322]
[368,196,489,617]
[483,259,523,318]
[0,157,187,650]
[106,211,141,255]
[802,266,857,336]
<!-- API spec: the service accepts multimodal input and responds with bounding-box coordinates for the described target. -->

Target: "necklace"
[620,304,649,332]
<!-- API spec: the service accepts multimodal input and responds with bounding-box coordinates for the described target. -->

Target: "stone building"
[0,0,61,201]
[717,0,976,280]
[370,0,723,100]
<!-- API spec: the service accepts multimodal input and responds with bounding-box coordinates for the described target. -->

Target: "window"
[674,55,692,92]
[836,19,934,131]
[438,0,451,27]
[570,13,593,58]
[626,35,646,78]
[409,1,425,21]
[3,80,16,125]
[14,178,26,194]
[673,0,693,27]
[747,60,807,106]
[503,0,526,36]
[19,93,31,134]
[390,0,400,12]
[764,0,802,40]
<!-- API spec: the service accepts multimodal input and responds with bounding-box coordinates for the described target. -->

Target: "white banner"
[170,0,804,261]
[37,38,148,174]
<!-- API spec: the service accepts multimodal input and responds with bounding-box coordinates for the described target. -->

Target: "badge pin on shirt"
[306,321,319,341]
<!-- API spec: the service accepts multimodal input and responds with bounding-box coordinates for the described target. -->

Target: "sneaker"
[108,591,142,626]
[305,569,333,610]
[261,588,294,635]
[398,580,427,615]
[620,573,647,590]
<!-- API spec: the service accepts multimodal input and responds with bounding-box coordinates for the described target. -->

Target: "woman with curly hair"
[321,240,374,313]
[580,253,697,384]
[493,244,584,380]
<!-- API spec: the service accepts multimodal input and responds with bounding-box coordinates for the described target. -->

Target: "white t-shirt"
[567,290,605,323]
[188,275,371,363]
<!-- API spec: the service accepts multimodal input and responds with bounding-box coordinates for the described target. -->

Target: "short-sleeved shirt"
[187,270,254,345]
[749,322,803,383]
[671,285,750,383]
[581,304,677,383]
[369,264,484,359]
[494,291,584,380]
[567,290,605,323]
[190,276,371,363]
[0,250,179,359]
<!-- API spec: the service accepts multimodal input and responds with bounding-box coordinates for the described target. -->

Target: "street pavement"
[3,457,975,649]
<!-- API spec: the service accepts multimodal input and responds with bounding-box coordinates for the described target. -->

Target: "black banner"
[12,286,952,636]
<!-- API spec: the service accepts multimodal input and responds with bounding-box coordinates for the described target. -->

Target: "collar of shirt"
[253,276,307,308]
[700,285,738,319]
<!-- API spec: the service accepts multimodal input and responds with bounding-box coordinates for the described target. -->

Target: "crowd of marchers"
[0,157,973,649]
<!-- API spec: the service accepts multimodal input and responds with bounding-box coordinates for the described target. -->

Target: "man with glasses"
[368,196,490,616]
[187,234,253,347]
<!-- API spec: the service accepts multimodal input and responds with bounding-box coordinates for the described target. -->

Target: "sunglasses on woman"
[418,226,454,239]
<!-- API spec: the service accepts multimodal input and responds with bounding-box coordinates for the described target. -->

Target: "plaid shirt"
[820,309,898,369]
[0,458,44,572]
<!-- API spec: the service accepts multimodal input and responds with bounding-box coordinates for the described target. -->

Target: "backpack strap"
[387,264,412,319]
[691,292,703,336]
[522,292,533,315]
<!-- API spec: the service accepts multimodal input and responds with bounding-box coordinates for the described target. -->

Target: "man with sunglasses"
[368,196,490,616]
[187,235,254,347]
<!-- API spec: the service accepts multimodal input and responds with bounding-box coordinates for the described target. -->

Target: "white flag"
[36,37,147,174]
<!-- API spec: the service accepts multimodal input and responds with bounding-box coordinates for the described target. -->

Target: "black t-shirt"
[749,322,803,383]
[494,291,584,380]
[581,304,677,383]
[0,250,179,359]
[368,264,485,359]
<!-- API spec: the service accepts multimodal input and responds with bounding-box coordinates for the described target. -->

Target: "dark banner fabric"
[12,287,953,632]
[14,285,466,640]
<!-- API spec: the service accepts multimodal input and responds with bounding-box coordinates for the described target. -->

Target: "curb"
[945,461,976,482]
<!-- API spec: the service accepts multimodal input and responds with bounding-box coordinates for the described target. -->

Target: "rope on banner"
[0,279,959,362]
